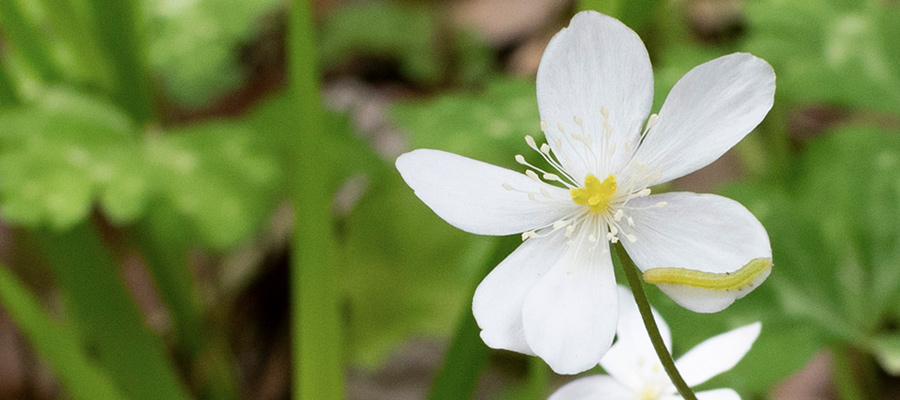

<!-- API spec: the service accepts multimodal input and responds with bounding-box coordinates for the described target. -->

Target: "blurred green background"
[0,0,899,399]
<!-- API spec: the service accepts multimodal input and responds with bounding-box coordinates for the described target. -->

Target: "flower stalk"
[289,0,343,399]
[615,243,698,400]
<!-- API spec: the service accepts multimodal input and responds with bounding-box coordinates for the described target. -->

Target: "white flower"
[395,11,774,374]
[549,286,761,400]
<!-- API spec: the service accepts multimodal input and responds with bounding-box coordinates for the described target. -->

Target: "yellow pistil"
[570,174,617,213]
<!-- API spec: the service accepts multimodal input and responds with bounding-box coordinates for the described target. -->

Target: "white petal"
[620,193,772,313]
[600,286,672,390]
[629,53,775,185]
[396,149,576,235]
[536,11,653,180]
[548,375,634,400]
[613,285,672,350]
[676,322,761,387]
[473,230,568,354]
[694,388,742,400]
[522,233,618,374]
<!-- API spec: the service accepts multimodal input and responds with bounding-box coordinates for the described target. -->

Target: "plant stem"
[134,223,202,358]
[615,243,697,400]
[832,345,866,400]
[36,222,191,400]
[38,0,113,90]
[0,0,62,82]
[0,59,18,106]
[526,357,549,400]
[288,1,344,399]
[85,0,153,124]
[428,236,519,400]
[0,263,127,400]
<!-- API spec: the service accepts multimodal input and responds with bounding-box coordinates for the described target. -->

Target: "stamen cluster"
[504,108,666,246]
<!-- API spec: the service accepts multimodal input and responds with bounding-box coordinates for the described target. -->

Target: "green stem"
[36,222,191,400]
[0,263,127,400]
[615,243,697,400]
[0,0,62,82]
[427,279,491,400]
[85,0,153,124]
[832,345,866,400]
[289,1,343,399]
[526,357,549,400]
[737,103,791,182]
[428,236,519,400]
[0,56,18,106]
[38,0,113,90]
[134,222,202,358]
[762,106,792,180]
[135,217,238,400]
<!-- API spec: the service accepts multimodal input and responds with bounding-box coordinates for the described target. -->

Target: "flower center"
[570,174,617,214]
[506,113,666,244]
[638,387,662,400]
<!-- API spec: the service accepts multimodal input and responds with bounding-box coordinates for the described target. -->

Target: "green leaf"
[717,126,900,344]
[702,317,823,396]
[640,178,848,396]
[722,183,851,336]
[145,0,279,105]
[0,89,140,229]
[144,121,283,249]
[0,264,128,400]
[342,169,481,365]
[392,77,539,169]
[318,2,441,83]
[578,0,662,32]
[872,334,900,376]
[746,0,900,113]
[0,89,282,249]
[453,30,495,86]
[797,127,900,327]
[248,93,380,187]
[702,125,900,386]
[646,282,823,398]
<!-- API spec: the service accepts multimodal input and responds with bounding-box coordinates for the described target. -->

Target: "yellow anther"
[570,174,617,213]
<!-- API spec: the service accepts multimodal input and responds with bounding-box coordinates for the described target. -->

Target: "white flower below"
[396,10,774,374]
[548,286,761,400]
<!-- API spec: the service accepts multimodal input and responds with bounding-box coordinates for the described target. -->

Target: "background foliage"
[0,0,899,399]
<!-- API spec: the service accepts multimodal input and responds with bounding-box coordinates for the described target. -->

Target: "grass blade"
[84,0,153,123]
[0,0,62,81]
[133,222,239,400]
[134,222,202,358]
[0,57,18,106]
[0,263,128,400]
[37,0,113,89]
[429,236,521,400]
[36,222,192,400]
